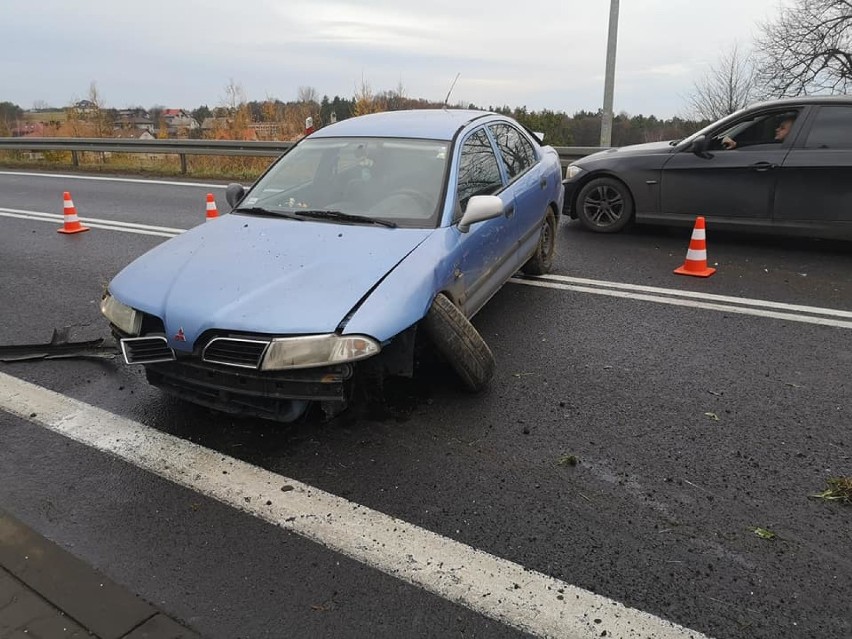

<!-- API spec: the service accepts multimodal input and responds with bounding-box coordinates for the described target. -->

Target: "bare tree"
[87,81,113,137]
[297,86,319,105]
[755,0,851,97]
[222,78,246,113]
[688,43,757,120]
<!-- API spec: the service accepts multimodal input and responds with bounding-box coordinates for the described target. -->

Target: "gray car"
[562,96,852,239]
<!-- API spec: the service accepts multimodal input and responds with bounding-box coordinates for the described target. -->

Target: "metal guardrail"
[0,137,604,173]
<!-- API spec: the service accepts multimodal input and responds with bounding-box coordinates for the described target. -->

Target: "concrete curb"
[0,508,198,638]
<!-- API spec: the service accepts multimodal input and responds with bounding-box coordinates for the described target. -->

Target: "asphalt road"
[0,170,850,639]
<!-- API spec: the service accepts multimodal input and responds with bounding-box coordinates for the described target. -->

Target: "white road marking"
[0,170,228,189]
[511,277,852,329]
[0,208,183,238]
[0,372,711,639]
[533,274,852,319]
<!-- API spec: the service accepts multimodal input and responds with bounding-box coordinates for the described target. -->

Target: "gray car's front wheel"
[576,177,634,233]
[422,293,495,392]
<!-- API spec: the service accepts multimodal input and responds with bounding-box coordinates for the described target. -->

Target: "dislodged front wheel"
[422,293,495,392]
[576,177,634,233]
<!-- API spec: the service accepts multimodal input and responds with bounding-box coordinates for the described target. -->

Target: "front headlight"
[261,334,380,370]
[565,165,585,180]
[100,293,142,336]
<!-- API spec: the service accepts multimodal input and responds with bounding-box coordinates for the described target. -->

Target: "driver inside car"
[722,113,796,150]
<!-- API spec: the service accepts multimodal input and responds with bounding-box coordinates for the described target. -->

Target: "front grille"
[202,337,270,369]
[121,336,175,364]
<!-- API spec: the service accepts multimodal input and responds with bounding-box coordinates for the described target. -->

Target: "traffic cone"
[57,191,89,234]
[205,193,219,221]
[674,216,715,277]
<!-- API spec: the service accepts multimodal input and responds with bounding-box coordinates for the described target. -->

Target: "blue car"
[101,109,564,421]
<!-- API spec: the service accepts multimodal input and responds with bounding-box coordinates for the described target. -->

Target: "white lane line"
[534,274,852,319]
[0,208,185,235]
[0,170,228,189]
[0,212,179,238]
[0,207,186,235]
[511,277,852,330]
[0,372,710,639]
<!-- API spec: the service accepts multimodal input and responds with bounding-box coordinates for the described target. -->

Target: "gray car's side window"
[804,106,852,148]
[456,129,503,215]
[488,123,536,180]
[712,109,800,151]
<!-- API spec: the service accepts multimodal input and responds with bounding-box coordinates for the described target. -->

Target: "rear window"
[804,106,852,149]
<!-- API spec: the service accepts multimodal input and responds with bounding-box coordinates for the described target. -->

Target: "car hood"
[580,140,676,162]
[109,214,434,349]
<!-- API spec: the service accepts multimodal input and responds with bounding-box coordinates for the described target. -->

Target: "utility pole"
[600,0,620,147]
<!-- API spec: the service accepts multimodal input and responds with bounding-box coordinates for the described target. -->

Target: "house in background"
[113,128,155,140]
[162,109,199,137]
[116,108,154,134]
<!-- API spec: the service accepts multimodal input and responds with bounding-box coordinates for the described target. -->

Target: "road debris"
[0,328,118,362]
[810,477,852,504]
[751,527,777,540]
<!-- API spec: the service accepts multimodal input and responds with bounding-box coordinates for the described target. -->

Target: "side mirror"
[690,135,711,158]
[458,195,504,233]
[225,183,246,209]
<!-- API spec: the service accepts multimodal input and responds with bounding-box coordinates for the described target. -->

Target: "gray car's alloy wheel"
[576,177,634,233]
[521,207,557,275]
[422,293,495,392]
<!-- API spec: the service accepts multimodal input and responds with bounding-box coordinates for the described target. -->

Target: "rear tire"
[422,294,495,392]
[576,177,634,233]
[521,207,557,275]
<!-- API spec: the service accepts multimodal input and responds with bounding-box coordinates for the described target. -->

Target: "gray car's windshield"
[241,137,449,228]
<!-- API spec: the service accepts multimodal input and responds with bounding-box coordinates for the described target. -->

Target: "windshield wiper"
[293,210,397,228]
[233,206,305,221]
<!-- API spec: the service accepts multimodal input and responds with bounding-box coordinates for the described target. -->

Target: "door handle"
[505,205,515,219]
[751,162,778,172]
[539,177,547,189]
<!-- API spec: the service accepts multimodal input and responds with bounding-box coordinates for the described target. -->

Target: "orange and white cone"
[57,191,89,234]
[205,193,219,221]
[674,216,715,277]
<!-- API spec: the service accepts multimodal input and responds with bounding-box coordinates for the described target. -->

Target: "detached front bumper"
[110,326,357,422]
[144,358,351,422]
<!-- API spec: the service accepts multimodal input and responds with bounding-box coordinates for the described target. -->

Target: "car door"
[449,127,516,317]
[659,109,799,221]
[486,122,547,261]
[773,104,852,224]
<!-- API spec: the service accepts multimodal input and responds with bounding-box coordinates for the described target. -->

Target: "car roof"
[746,95,852,110]
[311,109,496,141]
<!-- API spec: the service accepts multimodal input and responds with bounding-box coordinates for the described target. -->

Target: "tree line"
[3,0,848,145]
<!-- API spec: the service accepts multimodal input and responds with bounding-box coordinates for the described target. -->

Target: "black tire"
[521,207,557,275]
[422,294,495,392]
[576,177,634,233]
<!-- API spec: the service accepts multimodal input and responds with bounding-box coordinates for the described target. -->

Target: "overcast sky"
[4,0,783,118]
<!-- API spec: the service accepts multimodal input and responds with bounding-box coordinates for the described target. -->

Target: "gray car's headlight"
[261,334,380,370]
[565,165,585,180]
[100,293,142,336]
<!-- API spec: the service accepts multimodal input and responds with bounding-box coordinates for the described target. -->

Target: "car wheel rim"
[584,185,623,227]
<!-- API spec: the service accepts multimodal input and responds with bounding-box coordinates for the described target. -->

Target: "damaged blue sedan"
[101,109,564,421]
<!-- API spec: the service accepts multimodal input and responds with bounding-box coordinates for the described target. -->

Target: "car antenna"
[443,73,461,109]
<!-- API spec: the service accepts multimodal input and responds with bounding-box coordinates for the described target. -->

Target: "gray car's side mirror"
[690,135,711,158]
[458,195,504,233]
[225,183,246,209]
